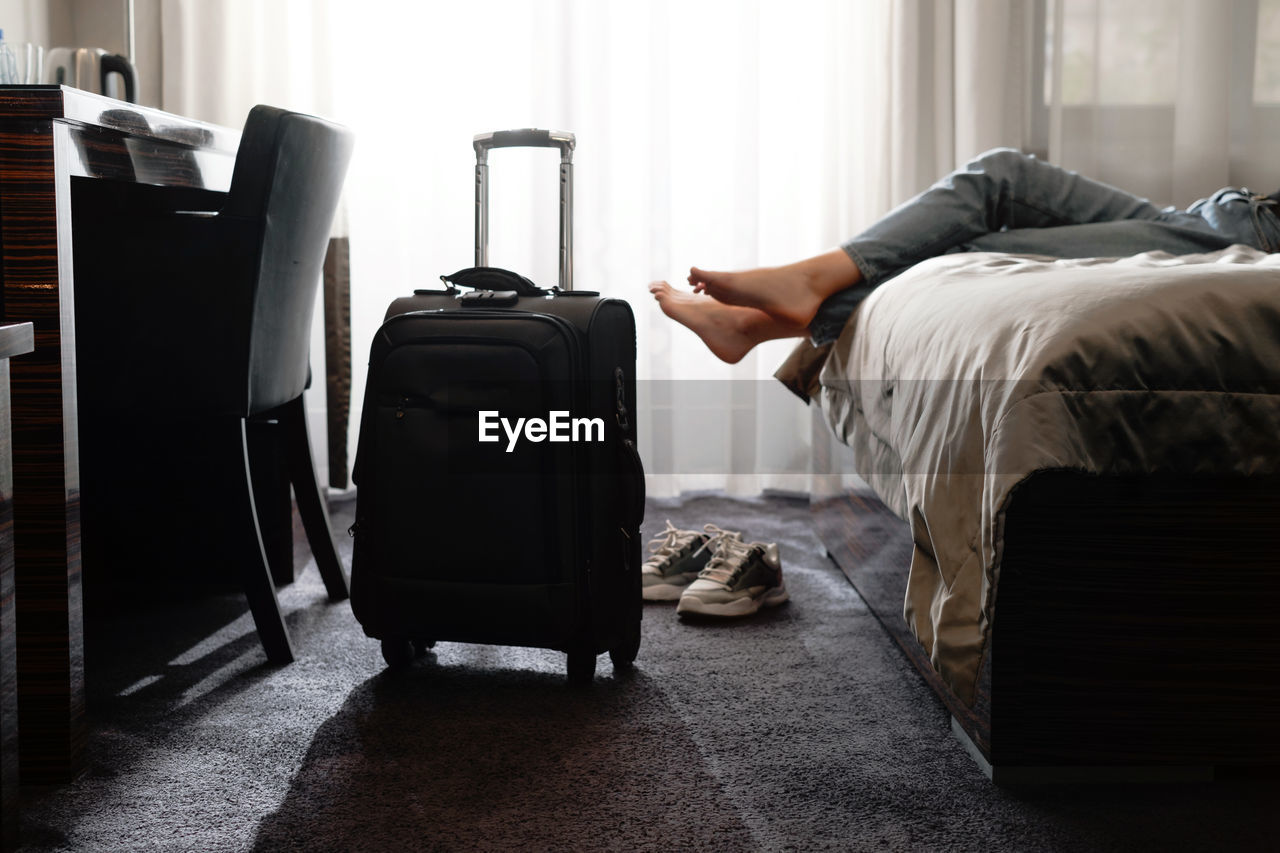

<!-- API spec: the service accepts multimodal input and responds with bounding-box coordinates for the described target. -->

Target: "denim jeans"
[810,148,1280,344]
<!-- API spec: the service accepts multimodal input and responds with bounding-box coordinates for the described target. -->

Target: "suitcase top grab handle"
[473,128,575,291]
[473,129,575,163]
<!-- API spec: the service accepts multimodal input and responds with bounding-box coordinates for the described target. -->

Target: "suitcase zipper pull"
[396,396,407,419]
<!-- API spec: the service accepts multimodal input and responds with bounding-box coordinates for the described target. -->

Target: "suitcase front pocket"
[371,335,581,588]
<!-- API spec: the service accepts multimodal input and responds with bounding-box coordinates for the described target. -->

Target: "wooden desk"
[0,87,238,784]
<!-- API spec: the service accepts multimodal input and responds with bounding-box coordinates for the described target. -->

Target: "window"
[1053,0,1179,105]
[1048,0,1280,106]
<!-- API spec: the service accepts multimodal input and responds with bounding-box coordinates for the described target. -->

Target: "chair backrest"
[224,105,354,414]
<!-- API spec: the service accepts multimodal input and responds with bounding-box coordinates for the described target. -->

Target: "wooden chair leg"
[283,395,349,602]
[247,418,295,587]
[234,419,294,664]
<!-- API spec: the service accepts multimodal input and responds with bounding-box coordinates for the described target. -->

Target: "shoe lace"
[695,524,753,585]
[643,520,698,569]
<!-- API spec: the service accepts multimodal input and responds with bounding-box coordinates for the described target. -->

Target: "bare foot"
[648,281,806,364]
[687,249,862,327]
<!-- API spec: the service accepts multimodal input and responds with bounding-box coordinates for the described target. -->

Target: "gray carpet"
[16,494,1277,851]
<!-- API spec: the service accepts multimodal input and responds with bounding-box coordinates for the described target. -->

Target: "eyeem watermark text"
[478,411,605,452]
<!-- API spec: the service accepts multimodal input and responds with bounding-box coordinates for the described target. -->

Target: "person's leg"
[839,147,1168,281]
[687,149,1173,342]
[647,280,809,364]
[805,197,1276,346]
[656,150,1277,360]
[685,248,863,329]
[959,187,1278,258]
[960,219,1234,258]
[811,149,1194,340]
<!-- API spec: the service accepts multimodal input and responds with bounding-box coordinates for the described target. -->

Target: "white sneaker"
[641,521,713,601]
[676,529,788,618]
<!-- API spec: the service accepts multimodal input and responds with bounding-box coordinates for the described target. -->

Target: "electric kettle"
[44,47,138,103]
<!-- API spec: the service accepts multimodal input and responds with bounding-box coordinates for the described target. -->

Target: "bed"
[799,246,1280,781]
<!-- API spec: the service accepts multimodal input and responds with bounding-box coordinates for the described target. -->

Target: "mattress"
[816,246,1280,705]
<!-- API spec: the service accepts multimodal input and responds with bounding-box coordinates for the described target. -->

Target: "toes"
[690,267,726,294]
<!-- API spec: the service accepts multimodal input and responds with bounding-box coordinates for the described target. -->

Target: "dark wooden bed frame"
[812,471,1280,783]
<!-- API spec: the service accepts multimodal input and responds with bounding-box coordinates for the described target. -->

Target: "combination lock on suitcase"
[350,129,645,684]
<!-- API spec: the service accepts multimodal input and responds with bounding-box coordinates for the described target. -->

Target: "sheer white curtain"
[160,0,904,497]
[321,0,909,498]
[158,0,1278,497]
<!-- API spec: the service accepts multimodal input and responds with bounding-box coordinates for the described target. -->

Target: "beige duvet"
[817,246,1280,706]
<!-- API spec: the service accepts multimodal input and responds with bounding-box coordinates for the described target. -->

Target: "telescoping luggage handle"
[474,129,575,292]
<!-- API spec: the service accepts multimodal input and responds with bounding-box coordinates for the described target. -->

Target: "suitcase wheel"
[413,639,436,658]
[381,638,415,669]
[566,650,597,686]
[608,620,641,672]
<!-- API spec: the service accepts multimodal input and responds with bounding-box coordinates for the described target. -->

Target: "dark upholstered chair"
[73,105,355,664]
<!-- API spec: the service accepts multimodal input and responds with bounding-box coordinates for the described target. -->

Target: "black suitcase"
[350,129,645,683]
